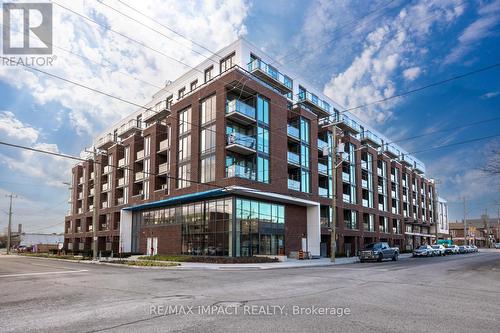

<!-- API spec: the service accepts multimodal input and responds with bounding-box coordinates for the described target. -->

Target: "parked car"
[470,245,478,252]
[431,245,446,256]
[495,243,500,249]
[465,245,474,253]
[413,245,434,257]
[458,245,467,254]
[359,242,399,262]
[444,245,459,255]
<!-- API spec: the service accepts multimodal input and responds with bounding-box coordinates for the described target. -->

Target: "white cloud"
[0,111,40,143]
[0,0,250,136]
[480,91,500,99]
[322,0,465,124]
[444,0,500,65]
[402,66,422,81]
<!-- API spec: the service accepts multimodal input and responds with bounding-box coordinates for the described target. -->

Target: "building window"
[220,53,235,73]
[236,198,284,257]
[178,107,191,135]
[178,87,186,100]
[204,66,214,82]
[178,136,191,162]
[257,156,269,183]
[379,216,389,233]
[190,80,198,91]
[166,95,173,109]
[177,164,190,189]
[200,125,216,155]
[344,209,358,230]
[200,155,216,183]
[363,213,374,232]
[200,94,216,125]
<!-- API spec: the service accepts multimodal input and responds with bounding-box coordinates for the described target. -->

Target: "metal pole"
[6,194,15,254]
[463,197,467,246]
[330,126,337,262]
[434,187,438,245]
[92,148,98,260]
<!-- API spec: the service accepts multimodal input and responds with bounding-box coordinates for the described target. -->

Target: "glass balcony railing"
[318,163,328,175]
[383,144,400,157]
[226,99,256,119]
[226,164,256,180]
[227,132,256,150]
[288,179,300,191]
[319,187,329,197]
[297,90,331,113]
[317,138,328,151]
[287,151,300,165]
[361,131,382,146]
[248,58,292,90]
[287,124,300,139]
[341,115,362,133]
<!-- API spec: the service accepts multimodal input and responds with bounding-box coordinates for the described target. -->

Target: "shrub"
[137,255,279,263]
[109,260,179,267]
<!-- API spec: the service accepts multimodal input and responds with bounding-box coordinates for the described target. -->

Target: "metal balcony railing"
[287,151,300,165]
[287,124,300,139]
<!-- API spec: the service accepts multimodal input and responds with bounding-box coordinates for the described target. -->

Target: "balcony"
[117,119,143,138]
[101,202,108,209]
[226,164,256,180]
[88,205,94,212]
[158,162,169,175]
[287,151,300,166]
[102,183,110,192]
[95,133,114,149]
[288,179,300,191]
[158,139,169,152]
[118,158,126,168]
[143,99,171,122]
[77,192,83,200]
[90,172,95,180]
[360,131,382,147]
[247,58,293,94]
[135,171,144,182]
[117,197,124,206]
[317,138,328,154]
[319,187,329,197]
[89,188,95,196]
[318,162,328,175]
[297,90,331,118]
[103,165,112,174]
[342,172,350,183]
[400,154,415,168]
[414,160,425,174]
[136,149,145,161]
[381,144,400,159]
[287,124,300,140]
[338,115,361,134]
[226,133,256,155]
[226,99,256,125]
[77,208,83,214]
[78,176,83,184]
[117,177,125,187]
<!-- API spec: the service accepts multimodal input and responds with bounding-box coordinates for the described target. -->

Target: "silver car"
[413,245,434,257]
[431,245,446,256]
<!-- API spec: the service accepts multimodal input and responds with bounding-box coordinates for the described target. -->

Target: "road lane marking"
[0,269,88,278]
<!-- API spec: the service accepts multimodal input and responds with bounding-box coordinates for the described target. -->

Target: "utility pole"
[433,180,439,245]
[5,193,17,254]
[92,148,98,260]
[330,125,337,262]
[463,197,467,246]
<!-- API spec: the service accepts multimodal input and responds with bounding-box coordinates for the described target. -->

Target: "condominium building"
[64,38,441,258]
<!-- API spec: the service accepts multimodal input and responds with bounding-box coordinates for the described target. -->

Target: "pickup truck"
[359,242,399,262]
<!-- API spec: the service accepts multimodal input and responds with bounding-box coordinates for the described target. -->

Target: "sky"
[0,0,499,233]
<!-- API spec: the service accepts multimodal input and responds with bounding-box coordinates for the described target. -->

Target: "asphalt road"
[0,251,499,333]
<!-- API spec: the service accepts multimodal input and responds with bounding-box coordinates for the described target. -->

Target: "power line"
[339,62,500,114]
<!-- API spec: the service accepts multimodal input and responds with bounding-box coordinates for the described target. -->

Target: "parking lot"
[1,250,499,332]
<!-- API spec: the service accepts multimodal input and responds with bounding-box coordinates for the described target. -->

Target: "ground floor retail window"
[235,198,285,256]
